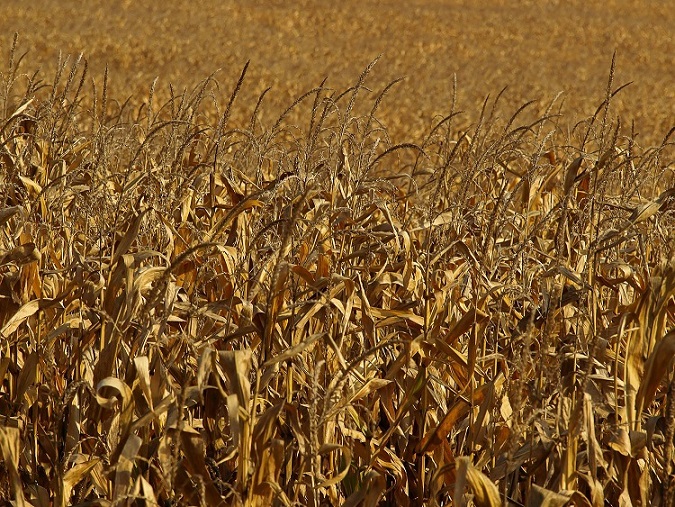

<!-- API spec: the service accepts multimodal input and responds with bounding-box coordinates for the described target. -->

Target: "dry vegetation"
[1,20,675,507]
[3,0,674,145]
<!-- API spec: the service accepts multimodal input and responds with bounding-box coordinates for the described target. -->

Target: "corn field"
[1,34,675,506]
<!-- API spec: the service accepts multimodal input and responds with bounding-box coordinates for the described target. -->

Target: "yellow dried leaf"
[317,443,352,489]
[563,155,584,194]
[0,206,23,226]
[264,332,323,366]
[219,349,252,408]
[0,426,26,507]
[60,459,100,507]
[526,484,572,507]
[15,351,38,406]
[635,329,675,417]
[112,208,150,267]
[95,377,135,459]
[349,378,392,404]
[0,243,40,265]
[113,434,142,500]
[18,174,42,195]
[133,356,153,410]
[628,200,661,224]
[1,299,41,338]
[455,457,501,507]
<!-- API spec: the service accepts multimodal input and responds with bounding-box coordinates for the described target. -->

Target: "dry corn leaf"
[430,211,454,227]
[264,332,323,366]
[0,426,26,507]
[0,205,23,226]
[526,484,572,507]
[63,392,81,459]
[252,438,285,504]
[370,447,409,506]
[419,380,497,453]
[561,431,578,490]
[133,355,153,411]
[317,443,352,489]
[0,355,10,387]
[635,329,675,418]
[349,378,392,404]
[59,458,101,507]
[0,299,41,338]
[369,306,425,327]
[563,156,584,194]
[579,473,605,507]
[18,174,42,195]
[4,98,34,123]
[628,199,661,224]
[263,261,290,350]
[113,434,142,500]
[219,349,252,408]
[111,208,150,267]
[95,377,135,460]
[133,475,158,506]
[432,338,470,386]
[130,393,173,432]
[132,266,165,298]
[343,470,385,507]
[455,456,501,507]
[445,306,489,345]
[225,396,244,455]
[15,351,38,405]
[583,393,608,475]
[491,439,554,480]
[178,425,224,506]
[607,428,646,458]
[0,243,40,265]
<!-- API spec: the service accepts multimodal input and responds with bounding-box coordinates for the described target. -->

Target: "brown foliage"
[1,36,675,506]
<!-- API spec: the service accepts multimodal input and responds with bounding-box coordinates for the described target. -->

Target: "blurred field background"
[3,0,674,142]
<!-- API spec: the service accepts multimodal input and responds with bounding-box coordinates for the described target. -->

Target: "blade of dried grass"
[0,426,26,507]
[0,300,37,338]
[526,484,573,507]
[264,332,324,366]
[252,438,285,505]
[95,377,134,462]
[111,208,150,268]
[419,378,500,454]
[0,242,40,265]
[134,476,158,506]
[635,329,675,417]
[133,356,153,411]
[454,456,501,507]
[219,349,252,409]
[59,458,101,507]
[445,306,489,346]
[177,425,225,506]
[317,443,352,489]
[14,351,37,405]
[343,470,386,507]
[561,431,579,490]
[113,434,142,500]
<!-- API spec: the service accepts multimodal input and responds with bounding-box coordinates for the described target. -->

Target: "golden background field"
[4,0,674,142]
